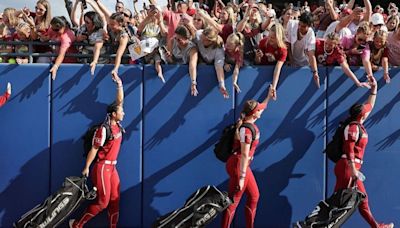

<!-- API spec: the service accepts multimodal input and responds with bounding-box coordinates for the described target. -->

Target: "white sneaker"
[68,219,75,228]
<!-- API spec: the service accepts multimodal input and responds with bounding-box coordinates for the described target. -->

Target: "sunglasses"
[52,27,61,32]
[123,13,131,18]
[35,6,46,12]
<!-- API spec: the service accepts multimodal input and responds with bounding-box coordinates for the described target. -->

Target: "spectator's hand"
[22,7,31,16]
[356,81,371,89]
[90,61,97,76]
[82,167,90,177]
[255,49,263,60]
[368,75,377,90]
[103,30,110,41]
[191,84,198,96]
[271,86,277,100]
[383,72,391,84]
[158,74,166,83]
[224,63,232,72]
[50,64,59,80]
[6,82,11,95]
[313,72,320,88]
[219,85,229,99]
[348,48,362,55]
[111,70,122,86]
[77,34,88,42]
[233,83,241,93]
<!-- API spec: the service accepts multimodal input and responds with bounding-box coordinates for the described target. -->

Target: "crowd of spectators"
[0,0,399,98]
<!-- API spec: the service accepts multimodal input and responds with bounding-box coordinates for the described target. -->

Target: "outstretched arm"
[112,73,124,106]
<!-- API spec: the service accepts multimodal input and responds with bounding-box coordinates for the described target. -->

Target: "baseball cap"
[371,13,385,25]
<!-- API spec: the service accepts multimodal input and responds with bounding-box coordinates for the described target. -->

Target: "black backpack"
[82,123,112,157]
[325,120,363,163]
[214,123,256,162]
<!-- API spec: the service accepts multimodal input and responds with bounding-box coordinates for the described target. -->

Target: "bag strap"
[240,123,256,150]
[348,121,363,145]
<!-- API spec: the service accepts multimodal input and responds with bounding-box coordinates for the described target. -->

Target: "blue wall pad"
[142,64,234,227]
[51,64,143,227]
[326,67,400,227]
[0,64,51,227]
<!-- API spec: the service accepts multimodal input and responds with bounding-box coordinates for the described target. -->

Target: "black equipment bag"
[325,120,362,163]
[153,185,233,228]
[14,176,96,228]
[294,184,366,228]
[214,123,256,162]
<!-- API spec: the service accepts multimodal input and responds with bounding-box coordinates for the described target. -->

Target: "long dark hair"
[84,11,104,31]
[349,103,363,121]
[50,16,71,30]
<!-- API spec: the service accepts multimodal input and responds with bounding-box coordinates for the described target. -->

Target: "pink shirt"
[340,35,370,66]
[48,28,78,63]
[163,10,183,40]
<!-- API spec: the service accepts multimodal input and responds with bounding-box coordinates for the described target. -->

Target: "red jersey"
[93,124,123,161]
[258,37,287,65]
[232,123,260,158]
[343,122,368,161]
[219,24,233,43]
[0,92,10,107]
[315,39,345,66]
[225,49,243,66]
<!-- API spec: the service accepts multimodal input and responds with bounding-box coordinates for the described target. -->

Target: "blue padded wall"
[142,65,234,227]
[0,64,51,226]
[1,64,399,227]
[327,67,400,227]
[51,64,143,227]
[234,66,326,227]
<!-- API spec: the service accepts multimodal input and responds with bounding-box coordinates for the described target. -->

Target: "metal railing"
[0,40,131,63]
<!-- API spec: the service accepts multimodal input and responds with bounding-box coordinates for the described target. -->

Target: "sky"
[0,0,168,19]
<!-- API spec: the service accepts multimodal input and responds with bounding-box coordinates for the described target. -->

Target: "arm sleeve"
[239,127,252,145]
[92,126,107,147]
[343,124,359,161]
[0,92,10,107]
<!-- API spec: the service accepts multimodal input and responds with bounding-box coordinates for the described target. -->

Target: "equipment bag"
[214,123,256,162]
[325,120,362,163]
[153,185,233,228]
[14,176,96,228]
[294,184,366,228]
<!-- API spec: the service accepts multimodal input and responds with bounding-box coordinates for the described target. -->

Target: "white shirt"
[285,20,316,67]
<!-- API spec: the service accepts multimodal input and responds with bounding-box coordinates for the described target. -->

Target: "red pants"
[73,162,120,228]
[334,158,378,228]
[222,155,259,228]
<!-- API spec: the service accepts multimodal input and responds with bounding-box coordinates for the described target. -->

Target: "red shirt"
[258,37,287,65]
[0,92,10,107]
[93,124,123,161]
[225,49,243,66]
[48,28,78,63]
[343,122,368,162]
[232,123,260,158]
[219,24,233,43]
[315,39,345,65]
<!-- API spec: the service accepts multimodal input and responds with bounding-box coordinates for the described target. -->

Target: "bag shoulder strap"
[348,121,363,144]
[239,123,257,149]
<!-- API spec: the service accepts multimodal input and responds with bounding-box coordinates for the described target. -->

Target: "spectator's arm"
[272,60,284,91]
[335,14,353,33]
[346,0,355,9]
[189,47,198,96]
[232,63,241,93]
[261,17,272,31]
[237,7,251,32]
[362,0,372,22]
[95,0,113,23]
[87,0,108,29]
[71,0,81,27]
[90,41,104,75]
[326,0,339,21]
[340,60,364,86]
[112,35,129,76]
[198,9,223,32]
[307,50,320,88]
[382,56,390,83]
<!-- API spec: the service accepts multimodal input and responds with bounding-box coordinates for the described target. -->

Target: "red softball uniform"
[0,92,10,108]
